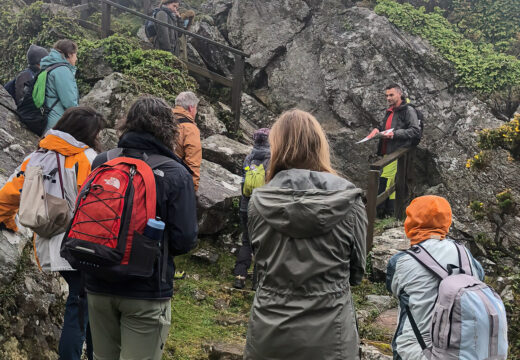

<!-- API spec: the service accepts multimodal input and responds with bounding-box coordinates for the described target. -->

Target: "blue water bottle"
[143,217,165,244]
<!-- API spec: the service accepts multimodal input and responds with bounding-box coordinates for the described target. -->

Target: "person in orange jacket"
[0,107,104,360]
[173,91,201,191]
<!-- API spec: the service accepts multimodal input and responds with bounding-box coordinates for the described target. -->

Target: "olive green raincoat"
[244,169,367,360]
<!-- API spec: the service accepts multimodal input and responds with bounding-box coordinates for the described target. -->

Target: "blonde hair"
[267,109,336,182]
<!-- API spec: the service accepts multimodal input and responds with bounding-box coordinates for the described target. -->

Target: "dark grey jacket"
[239,143,270,212]
[244,169,367,360]
[154,7,179,53]
[377,103,420,155]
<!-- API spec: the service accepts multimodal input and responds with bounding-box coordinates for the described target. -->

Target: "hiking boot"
[174,271,186,280]
[233,275,246,289]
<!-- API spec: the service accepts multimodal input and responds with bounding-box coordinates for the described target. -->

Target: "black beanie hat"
[27,45,49,66]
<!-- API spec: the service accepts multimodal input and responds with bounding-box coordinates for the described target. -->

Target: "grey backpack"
[19,149,71,238]
[406,242,508,360]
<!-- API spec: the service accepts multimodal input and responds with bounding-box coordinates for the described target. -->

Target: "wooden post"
[395,153,408,220]
[231,54,245,133]
[101,1,111,38]
[366,169,380,253]
[80,0,89,20]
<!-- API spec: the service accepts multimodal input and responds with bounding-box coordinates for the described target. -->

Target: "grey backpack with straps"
[405,242,508,359]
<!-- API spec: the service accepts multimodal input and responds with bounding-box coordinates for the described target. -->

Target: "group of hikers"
[1,34,509,360]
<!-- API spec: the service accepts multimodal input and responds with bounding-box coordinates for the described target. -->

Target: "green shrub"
[477,114,520,160]
[374,0,520,104]
[469,200,486,220]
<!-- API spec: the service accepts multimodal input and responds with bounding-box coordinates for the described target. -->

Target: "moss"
[0,1,95,83]
[77,35,197,102]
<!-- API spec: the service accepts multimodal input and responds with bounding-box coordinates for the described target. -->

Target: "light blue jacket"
[386,238,484,360]
[40,49,79,131]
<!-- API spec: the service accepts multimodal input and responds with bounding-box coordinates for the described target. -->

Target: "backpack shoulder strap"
[146,154,177,170]
[405,245,449,280]
[453,242,473,276]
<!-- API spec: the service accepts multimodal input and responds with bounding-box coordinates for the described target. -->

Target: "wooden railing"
[365,147,414,252]
[78,0,248,132]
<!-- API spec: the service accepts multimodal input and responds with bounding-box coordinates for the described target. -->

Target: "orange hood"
[39,130,89,156]
[404,195,452,246]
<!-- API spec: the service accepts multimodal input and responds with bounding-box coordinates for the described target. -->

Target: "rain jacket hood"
[253,169,363,238]
[40,49,76,71]
[404,195,452,246]
[39,129,88,156]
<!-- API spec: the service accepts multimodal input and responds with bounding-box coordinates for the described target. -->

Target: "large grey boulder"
[241,93,276,129]
[227,0,311,69]
[360,343,393,360]
[0,92,66,359]
[197,160,242,235]
[371,228,408,281]
[225,2,520,254]
[202,135,252,174]
[80,73,137,128]
[190,20,235,77]
[197,100,228,139]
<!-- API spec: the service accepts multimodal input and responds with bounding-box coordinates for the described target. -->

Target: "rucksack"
[145,8,176,41]
[16,63,66,137]
[408,104,424,146]
[19,149,70,238]
[243,164,266,197]
[405,242,508,360]
[60,149,174,281]
[3,78,16,100]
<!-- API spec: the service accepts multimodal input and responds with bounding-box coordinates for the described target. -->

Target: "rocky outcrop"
[0,93,66,359]
[202,135,252,174]
[221,1,520,254]
[79,72,137,128]
[197,100,228,139]
[371,228,408,281]
[197,160,242,235]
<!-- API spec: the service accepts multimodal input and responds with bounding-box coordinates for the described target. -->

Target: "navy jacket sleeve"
[166,167,198,255]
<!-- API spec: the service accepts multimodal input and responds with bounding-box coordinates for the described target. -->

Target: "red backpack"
[61,149,173,281]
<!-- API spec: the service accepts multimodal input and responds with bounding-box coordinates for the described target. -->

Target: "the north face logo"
[104,177,121,189]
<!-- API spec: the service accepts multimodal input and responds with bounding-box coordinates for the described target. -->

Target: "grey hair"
[119,96,178,150]
[175,91,200,109]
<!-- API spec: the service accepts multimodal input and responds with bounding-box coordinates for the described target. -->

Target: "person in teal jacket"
[39,39,79,131]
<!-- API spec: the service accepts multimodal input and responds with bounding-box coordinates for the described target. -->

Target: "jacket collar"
[173,106,195,123]
[117,131,191,174]
[39,130,88,156]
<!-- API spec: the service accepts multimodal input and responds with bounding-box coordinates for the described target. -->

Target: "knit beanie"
[253,128,270,146]
[27,45,49,66]
[404,195,452,246]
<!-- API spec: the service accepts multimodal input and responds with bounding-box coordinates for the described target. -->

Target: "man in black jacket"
[370,84,420,217]
[86,96,198,360]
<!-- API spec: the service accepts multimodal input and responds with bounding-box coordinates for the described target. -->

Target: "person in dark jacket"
[244,109,367,360]
[7,45,49,105]
[370,84,420,217]
[233,128,270,289]
[85,96,198,360]
[154,0,181,54]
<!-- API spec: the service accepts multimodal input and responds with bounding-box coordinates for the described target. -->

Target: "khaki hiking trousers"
[88,293,171,360]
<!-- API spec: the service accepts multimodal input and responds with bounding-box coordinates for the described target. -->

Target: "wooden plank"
[366,170,380,253]
[394,153,408,219]
[370,147,409,170]
[183,61,233,87]
[101,2,111,38]
[231,54,245,132]
[376,184,396,207]
[73,3,90,12]
[75,19,104,33]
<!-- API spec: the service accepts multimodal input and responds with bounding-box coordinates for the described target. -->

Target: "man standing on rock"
[173,91,201,192]
[370,84,420,217]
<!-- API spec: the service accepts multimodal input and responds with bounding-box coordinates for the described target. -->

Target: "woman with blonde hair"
[244,109,368,360]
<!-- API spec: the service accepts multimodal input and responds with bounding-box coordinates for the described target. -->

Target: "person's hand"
[368,128,379,139]
[381,131,394,139]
